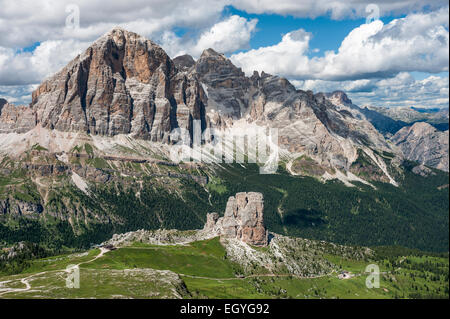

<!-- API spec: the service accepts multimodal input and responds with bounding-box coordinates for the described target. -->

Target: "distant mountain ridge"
[392,122,449,172]
[366,105,449,130]
[324,91,449,135]
[411,106,444,113]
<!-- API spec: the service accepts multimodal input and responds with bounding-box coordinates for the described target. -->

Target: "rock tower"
[203,192,268,246]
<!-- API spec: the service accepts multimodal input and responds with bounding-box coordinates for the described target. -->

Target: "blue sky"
[0,0,448,108]
[222,5,401,55]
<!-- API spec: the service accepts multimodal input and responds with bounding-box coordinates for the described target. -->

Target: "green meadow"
[0,237,447,299]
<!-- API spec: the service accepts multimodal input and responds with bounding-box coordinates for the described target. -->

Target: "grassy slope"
[83,239,238,278]
[0,238,447,299]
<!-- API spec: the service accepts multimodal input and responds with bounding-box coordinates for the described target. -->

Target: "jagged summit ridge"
[0,27,404,183]
[201,48,223,58]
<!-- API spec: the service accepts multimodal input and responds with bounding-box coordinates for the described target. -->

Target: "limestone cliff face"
[0,100,36,133]
[203,192,268,246]
[391,122,449,172]
[194,52,394,173]
[0,28,402,181]
[30,28,205,142]
[194,48,251,119]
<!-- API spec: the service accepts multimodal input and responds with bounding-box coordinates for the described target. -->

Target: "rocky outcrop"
[0,102,36,133]
[72,165,111,183]
[203,212,222,234]
[0,198,43,216]
[412,164,436,177]
[391,122,449,172]
[16,201,44,215]
[203,192,268,246]
[0,198,9,215]
[0,242,48,261]
[323,91,396,150]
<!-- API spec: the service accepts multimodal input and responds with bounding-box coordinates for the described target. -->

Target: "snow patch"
[201,82,209,98]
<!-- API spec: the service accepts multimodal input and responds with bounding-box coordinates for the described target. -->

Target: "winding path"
[0,248,108,297]
[178,269,336,281]
[0,244,359,297]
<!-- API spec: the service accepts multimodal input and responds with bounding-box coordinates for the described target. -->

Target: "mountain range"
[367,105,449,129]
[0,28,448,255]
[0,28,405,183]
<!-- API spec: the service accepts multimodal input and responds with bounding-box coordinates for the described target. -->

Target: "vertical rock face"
[0,28,404,181]
[29,28,205,142]
[203,192,268,246]
[0,198,43,216]
[194,48,251,119]
[0,101,36,133]
[203,212,222,234]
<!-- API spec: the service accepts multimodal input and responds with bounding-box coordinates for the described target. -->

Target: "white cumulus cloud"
[193,15,257,55]
[292,72,449,109]
[0,40,90,85]
[231,8,449,81]
[160,15,258,58]
[231,0,448,19]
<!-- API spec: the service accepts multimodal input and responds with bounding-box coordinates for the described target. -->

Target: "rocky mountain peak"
[0,28,405,183]
[27,27,201,141]
[194,47,250,118]
[326,90,353,106]
[200,48,223,58]
[196,48,245,78]
[173,54,196,71]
